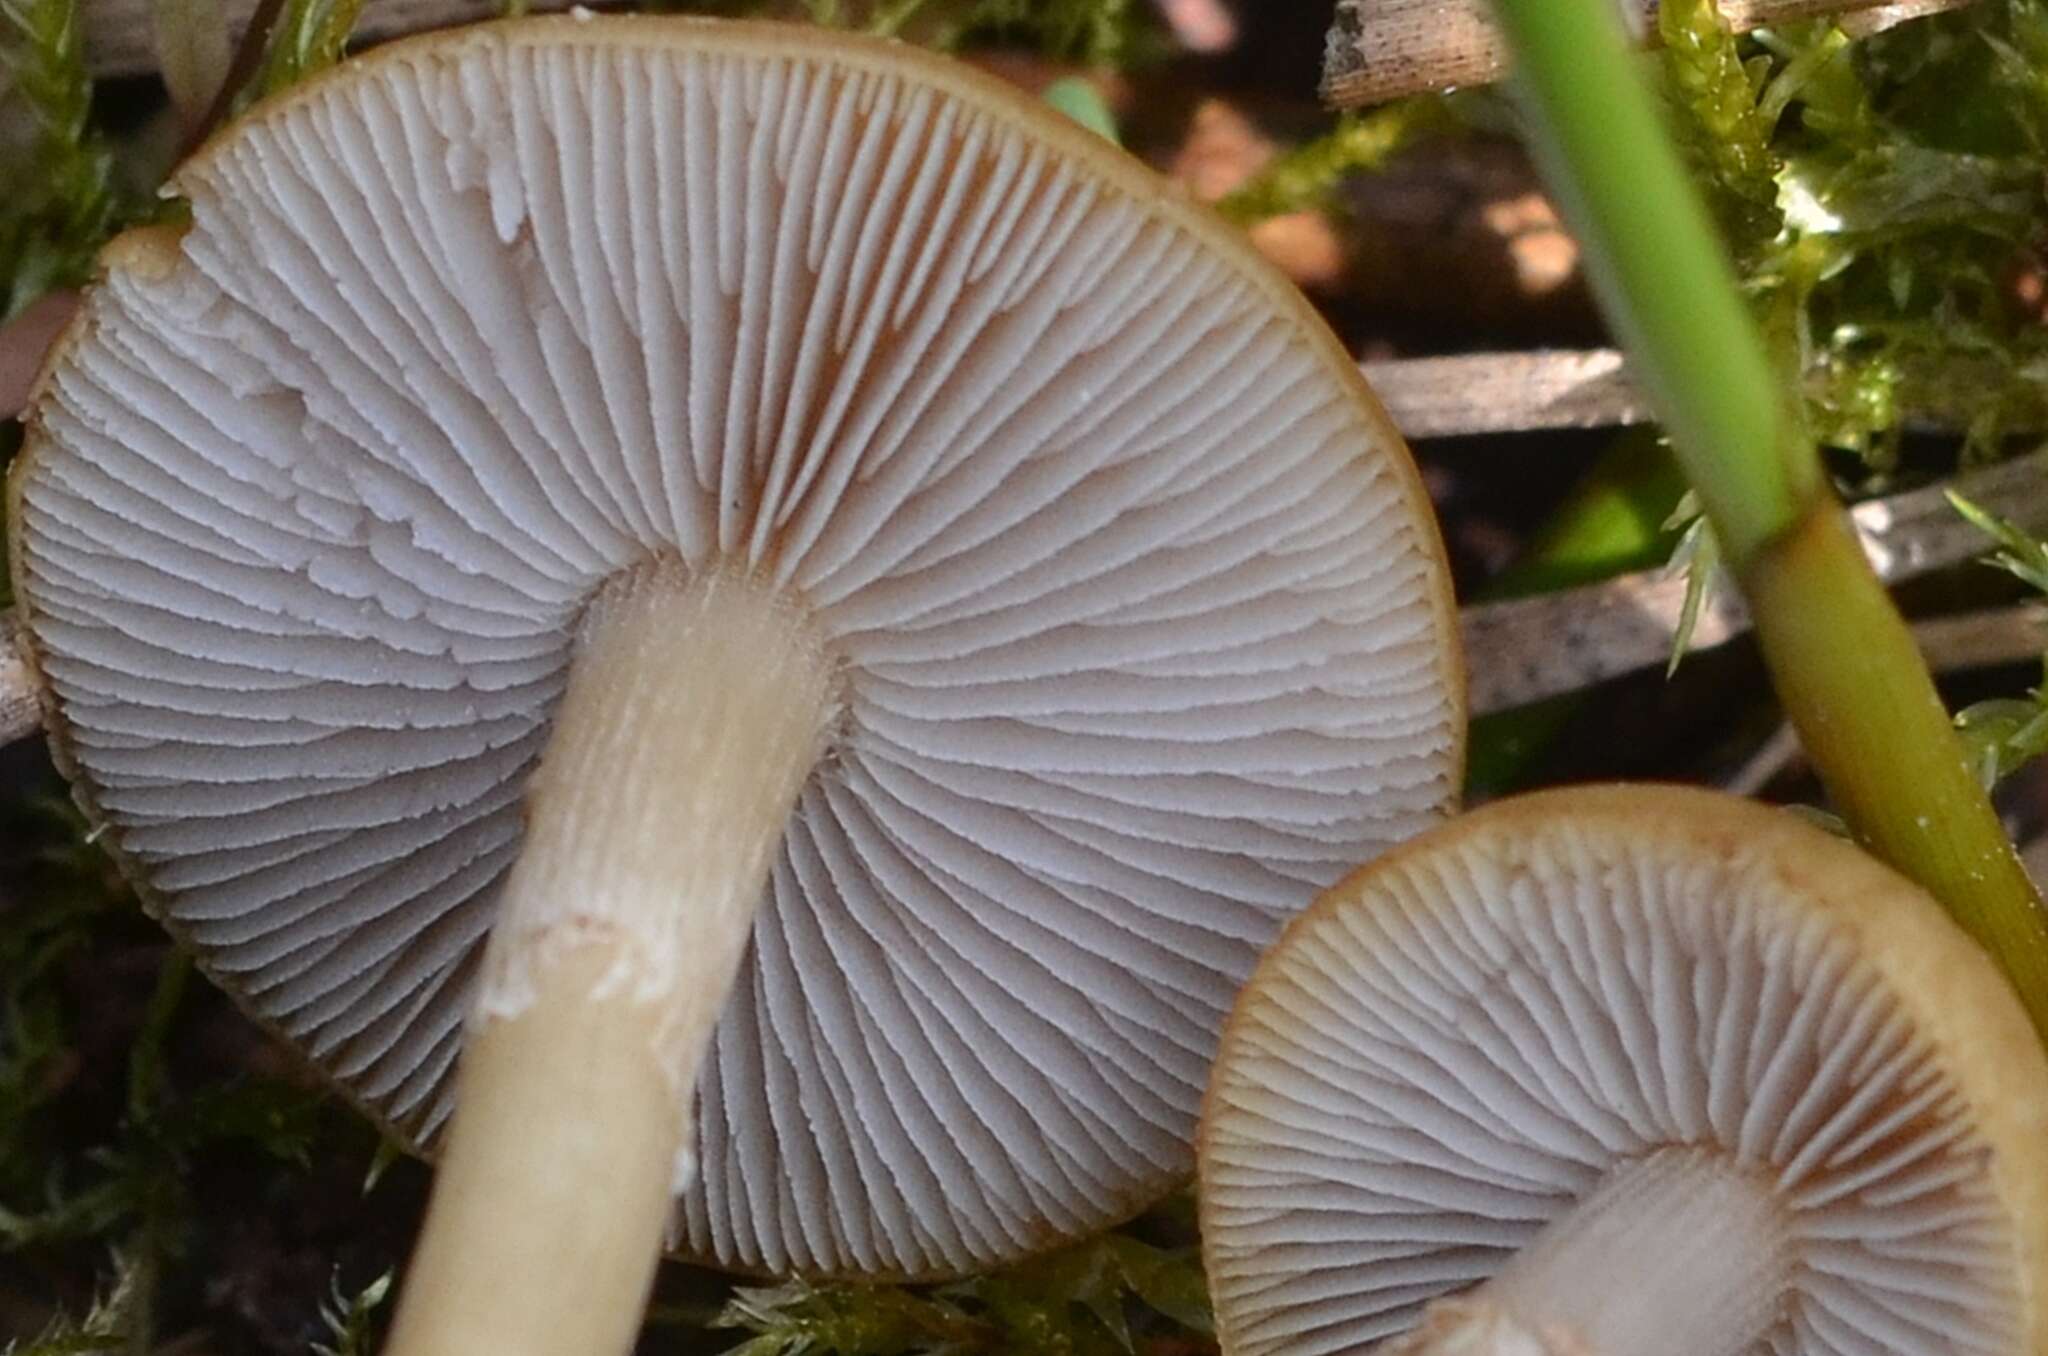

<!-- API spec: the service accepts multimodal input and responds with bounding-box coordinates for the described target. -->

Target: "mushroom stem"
[383,561,838,1356]
[1383,1148,1788,1356]
[380,946,683,1356]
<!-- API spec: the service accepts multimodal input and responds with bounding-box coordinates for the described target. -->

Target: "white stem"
[1382,1148,1790,1356]
[383,562,838,1356]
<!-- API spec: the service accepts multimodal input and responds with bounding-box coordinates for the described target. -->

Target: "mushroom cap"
[8,17,1462,1279]
[1199,784,2048,1356]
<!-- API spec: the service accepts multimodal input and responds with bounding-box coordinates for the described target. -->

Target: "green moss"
[0,792,365,1351]
[917,0,1142,63]
[780,0,1149,61]
[1662,2,2048,465]
[253,0,367,99]
[1215,100,1449,227]
[704,1210,1211,1356]
[1658,0,1779,249]
[1042,76,1120,143]
[312,1271,393,1356]
[0,0,127,319]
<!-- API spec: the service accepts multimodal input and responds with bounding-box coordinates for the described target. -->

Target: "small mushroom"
[9,14,1464,1356]
[1200,784,2048,1356]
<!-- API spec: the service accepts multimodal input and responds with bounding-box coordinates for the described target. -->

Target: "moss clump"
[707,1209,1211,1356]
[1655,0,2048,464]
[0,0,127,320]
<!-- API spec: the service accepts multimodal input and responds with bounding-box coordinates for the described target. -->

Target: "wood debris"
[1361,347,2033,438]
[0,618,39,747]
[1323,0,1978,107]
[1363,350,1650,437]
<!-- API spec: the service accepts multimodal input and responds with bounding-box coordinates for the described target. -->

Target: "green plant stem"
[1485,0,2048,1030]
[1744,507,2048,1029]
[1485,0,1813,566]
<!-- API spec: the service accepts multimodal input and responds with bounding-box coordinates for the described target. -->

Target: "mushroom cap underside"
[1200,784,2048,1356]
[9,16,1463,1279]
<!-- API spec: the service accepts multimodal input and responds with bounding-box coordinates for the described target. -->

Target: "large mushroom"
[1200,784,2048,1356]
[7,15,1463,1356]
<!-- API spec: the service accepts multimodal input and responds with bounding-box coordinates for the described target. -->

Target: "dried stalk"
[0,617,40,746]
[1722,605,2048,794]
[1362,348,2040,440]
[1323,0,1978,107]
[1913,603,2048,674]
[1362,350,1652,438]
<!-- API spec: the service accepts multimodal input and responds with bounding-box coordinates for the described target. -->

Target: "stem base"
[381,946,682,1356]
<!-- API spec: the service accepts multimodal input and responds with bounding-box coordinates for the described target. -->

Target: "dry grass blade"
[174,0,283,159]
[1362,350,1653,437]
[1323,0,1978,107]
[1723,605,2046,794]
[1363,348,2036,440]
[150,0,231,130]
[1914,604,2048,674]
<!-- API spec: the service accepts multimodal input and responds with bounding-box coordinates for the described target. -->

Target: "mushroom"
[7,14,1464,1356]
[1199,784,2048,1356]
